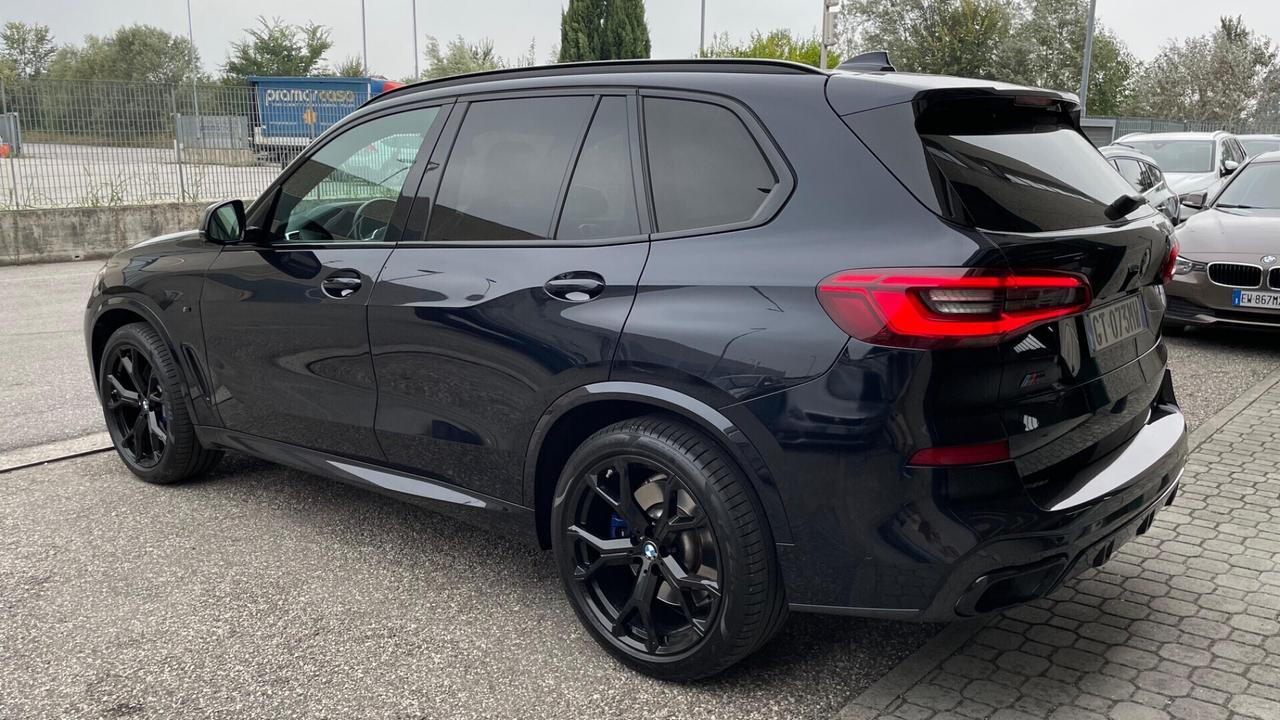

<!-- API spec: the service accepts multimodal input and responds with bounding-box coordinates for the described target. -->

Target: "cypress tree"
[602,0,651,60]
[558,0,650,62]
[558,0,603,63]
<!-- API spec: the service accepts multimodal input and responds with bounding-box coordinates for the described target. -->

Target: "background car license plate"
[1233,289,1280,309]
[1084,294,1147,353]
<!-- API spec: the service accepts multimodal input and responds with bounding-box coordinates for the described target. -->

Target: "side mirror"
[1181,192,1207,210]
[1222,160,1239,176]
[202,199,245,244]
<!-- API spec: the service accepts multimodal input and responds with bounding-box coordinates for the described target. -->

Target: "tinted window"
[1114,158,1145,191]
[428,97,592,242]
[270,108,440,244]
[1120,140,1214,173]
[644,98,777,233]
[558,97,640,240]
[924,129,1143,232]
[1216,162,1280,209]
[1139,162,1163,192]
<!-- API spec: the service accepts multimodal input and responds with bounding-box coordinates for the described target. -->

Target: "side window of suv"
[643,97,779,233]
[1139,162,1163,192]
[557,97,641,241]
[269,107,441,244]
[428,96,594,242]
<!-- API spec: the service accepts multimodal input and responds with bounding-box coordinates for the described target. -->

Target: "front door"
[201,104,448,460]
[369,93,650,501]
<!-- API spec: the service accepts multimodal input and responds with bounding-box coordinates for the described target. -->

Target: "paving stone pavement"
[845,381,1280,720]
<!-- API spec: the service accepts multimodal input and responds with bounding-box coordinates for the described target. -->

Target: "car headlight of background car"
[1174,257,1206,275]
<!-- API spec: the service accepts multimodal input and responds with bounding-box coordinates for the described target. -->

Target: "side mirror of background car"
[1181,192,1207,210]
[202,199,245,244]
[1222,160,1240,176]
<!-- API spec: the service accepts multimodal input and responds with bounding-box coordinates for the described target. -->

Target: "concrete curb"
[831,364,1280,720]
[0,432,113,474]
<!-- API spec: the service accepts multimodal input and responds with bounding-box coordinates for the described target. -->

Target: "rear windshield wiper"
[1104,193,1145,221]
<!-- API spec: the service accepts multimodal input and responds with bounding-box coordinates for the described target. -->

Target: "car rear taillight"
[817,268,1091,349]
[1160,237,1180,284]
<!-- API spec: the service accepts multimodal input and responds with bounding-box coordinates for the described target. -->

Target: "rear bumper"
[733,350,1189,621]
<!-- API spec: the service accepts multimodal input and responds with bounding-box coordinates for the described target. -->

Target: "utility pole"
[699,0,706,57]
[361,0,369,74]
[185,0,202,144]
[412,0,420,78]
[1079,0,1098,116]
[820,0,840,70]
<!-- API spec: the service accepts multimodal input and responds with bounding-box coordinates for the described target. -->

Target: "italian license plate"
[1084,294,1147,353]
[1233,289,1280,309]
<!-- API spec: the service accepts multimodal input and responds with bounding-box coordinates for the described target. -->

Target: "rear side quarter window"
[641,95,789,236]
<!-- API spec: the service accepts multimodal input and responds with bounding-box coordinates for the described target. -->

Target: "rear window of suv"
[846,98,1148,233]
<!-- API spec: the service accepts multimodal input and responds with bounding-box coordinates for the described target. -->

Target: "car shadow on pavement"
[189,452,940,700]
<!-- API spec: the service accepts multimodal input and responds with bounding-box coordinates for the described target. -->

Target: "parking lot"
[2,261,1280,718]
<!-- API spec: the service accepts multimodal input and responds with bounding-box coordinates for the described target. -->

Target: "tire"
[98,323,222,484]
[551,415,786,680]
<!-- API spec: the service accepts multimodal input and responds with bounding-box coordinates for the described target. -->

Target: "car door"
[1140,161,1178,222]
[368,92,649,502]
[201,103,450,460]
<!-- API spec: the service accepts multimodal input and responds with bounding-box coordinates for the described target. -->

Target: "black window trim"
[236,99,457,252]
[638,88,795,241]
[398,86,653,249]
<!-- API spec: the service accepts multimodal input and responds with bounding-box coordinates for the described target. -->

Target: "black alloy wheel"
[98,323,222,484]
[552,415,787,681]
[564,455,724,656]
[103,344,167,468]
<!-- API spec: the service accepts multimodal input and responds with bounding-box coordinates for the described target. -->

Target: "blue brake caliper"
[609,513,628,539]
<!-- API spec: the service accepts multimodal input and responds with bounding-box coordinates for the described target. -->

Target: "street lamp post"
[185,0,201,144]
[820,0,840,70]
[412,0,420,79]
[699,0,706,57]
[1079,0,1098,116]
[361,0,369,74]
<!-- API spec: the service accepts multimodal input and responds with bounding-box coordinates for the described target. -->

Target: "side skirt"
[196,426,539,544]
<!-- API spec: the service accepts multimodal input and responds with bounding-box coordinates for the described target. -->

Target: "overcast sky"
[8,0,1280,80]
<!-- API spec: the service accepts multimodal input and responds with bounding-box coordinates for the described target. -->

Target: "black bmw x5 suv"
[87,58,1188,680]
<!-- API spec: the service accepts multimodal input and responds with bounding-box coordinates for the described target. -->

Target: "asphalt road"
[3,260,1280,718]
[0,260,104,453]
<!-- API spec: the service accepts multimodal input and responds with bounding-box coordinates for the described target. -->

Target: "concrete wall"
[0,202,208,265]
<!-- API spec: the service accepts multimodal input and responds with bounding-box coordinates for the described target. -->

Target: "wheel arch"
[88,297,204,425]
[523,382,792,549]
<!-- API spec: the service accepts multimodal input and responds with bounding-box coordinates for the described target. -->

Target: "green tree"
[422,36,504,79]
[1127,16,1278,123]
[48,24,199,83]
[330,55,367,77]
[558,0,650,62]
[602,0,651,59]
[0,21,57,79]
[837,0,1016,78]
[223,16,333,80]
[701,29,838,68]
[559,0,604,62]
[998,0,1136,115]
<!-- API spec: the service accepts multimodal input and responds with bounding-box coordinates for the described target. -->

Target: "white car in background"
[1114,131,1248,217]
[1239,134,1280,158]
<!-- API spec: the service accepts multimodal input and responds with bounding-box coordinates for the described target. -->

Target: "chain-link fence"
[0,78,334,210]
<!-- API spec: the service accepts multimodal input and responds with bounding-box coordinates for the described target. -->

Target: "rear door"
[368,91,649,502]
[201,104,448,460]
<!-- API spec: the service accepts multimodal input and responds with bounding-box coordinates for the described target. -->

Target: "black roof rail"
[837,51,895,73]
[365,58,826,107]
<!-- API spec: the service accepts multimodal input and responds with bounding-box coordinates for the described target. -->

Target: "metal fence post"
[171,87,187,202]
